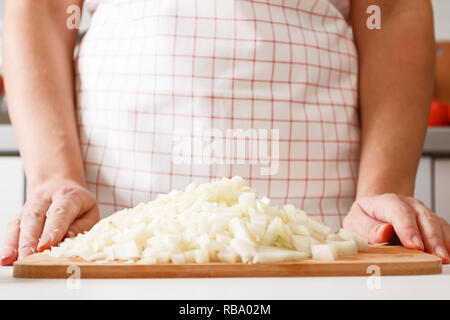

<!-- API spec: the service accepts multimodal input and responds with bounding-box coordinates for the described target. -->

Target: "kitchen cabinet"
[414,156,433,209]
[0,157,24,242]
[434,158,450,221]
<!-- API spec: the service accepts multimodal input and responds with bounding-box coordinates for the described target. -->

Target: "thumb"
[344,202,394,244]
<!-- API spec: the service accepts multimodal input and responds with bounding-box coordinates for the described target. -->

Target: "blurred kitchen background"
[0,0,449,241]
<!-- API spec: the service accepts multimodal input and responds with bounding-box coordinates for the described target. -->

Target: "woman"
[2,0,449,266]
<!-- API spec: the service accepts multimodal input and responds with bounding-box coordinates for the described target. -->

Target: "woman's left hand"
[343,194,450,264]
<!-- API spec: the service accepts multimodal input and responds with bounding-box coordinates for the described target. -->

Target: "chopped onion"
[338,228,369,252]
[48,177,367,263]
[311,244,338,261]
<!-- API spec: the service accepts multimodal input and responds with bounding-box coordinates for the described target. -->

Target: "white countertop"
[1,265,449,300]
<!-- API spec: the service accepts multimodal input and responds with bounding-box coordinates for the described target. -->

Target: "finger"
[37,193,82,251]
[412,204,450,263]
[344,202,394,243]
[66,206,99,238]
[18,195,51,259]
[440,217,450,246]
[440,216,450,224]
[441,222,450,265]
[1,217,20,266]
[441,221,450,264]
[358,195,424,250]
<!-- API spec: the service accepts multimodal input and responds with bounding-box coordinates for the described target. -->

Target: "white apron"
[77,0,360,231]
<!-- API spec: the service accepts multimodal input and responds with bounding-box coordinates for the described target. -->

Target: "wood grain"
[13,245,441,279]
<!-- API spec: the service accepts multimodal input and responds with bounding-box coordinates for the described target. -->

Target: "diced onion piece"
[248,210,267,240]
[309,219,332,237]
[261,217,287,246]
[291,235,312,255]
[239,192,256,205]
[329,240,358,255]
[289,222,311,236]
[308,236,322,245]
[156,252,170,264]
[113,240,141,260]
[217,249,238,263]
[229,218,252,242]
[171,253,185,264]
[194,249,210,264]
[229,239,255,263]
[311,244,338,261]
[338,229,369,252]
[183,250,196,263]
[327,234,344,242]
[253,247,309,263]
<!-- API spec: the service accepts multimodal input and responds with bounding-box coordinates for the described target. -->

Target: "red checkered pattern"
[76,0,359,231]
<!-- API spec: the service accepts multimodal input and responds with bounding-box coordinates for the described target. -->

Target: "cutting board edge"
[13,256,442,279]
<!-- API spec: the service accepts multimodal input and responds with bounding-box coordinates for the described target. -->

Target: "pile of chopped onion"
[48,177,368,263]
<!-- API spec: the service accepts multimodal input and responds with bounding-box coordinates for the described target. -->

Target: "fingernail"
[412,236,424,250]
[0,257,12,266]
[18,247,34,259]
[1,247,16,260]
[435,246,450,260]
[52,229,60,242]
[37,234,51,250]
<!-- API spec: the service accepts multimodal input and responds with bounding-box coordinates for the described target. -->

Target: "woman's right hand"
[1,180,99,266]
[2,0,92,266]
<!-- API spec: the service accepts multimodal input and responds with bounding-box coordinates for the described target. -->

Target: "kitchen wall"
[433,0,450,41]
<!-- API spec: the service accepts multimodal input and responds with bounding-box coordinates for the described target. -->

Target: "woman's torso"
[76,0,360,231]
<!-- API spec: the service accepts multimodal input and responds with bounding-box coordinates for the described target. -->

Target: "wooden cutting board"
[13,246,441,279]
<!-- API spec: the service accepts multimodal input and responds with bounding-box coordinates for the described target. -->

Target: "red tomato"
[447,103,450,124]
[428,99,449,126]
